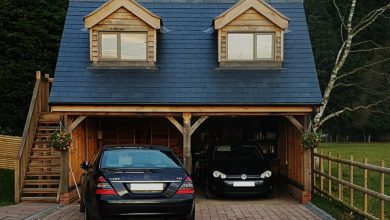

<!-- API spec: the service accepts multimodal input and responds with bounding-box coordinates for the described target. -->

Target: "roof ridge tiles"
[69,0,303,3]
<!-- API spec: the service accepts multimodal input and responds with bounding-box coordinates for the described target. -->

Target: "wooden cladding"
[90,7,157,64]
[219,8,284,63]
[0,135,21,170]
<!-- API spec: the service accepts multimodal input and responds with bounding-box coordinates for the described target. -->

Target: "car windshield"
[100,149,181,169]
[213,145,264,162]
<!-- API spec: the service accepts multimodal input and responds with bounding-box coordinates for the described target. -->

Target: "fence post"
[328,152,332,195]
[338,154,343,200]
[350,155,354,206]
[320,150,324,192]
[363,158,368,213]
[380,160,385,220]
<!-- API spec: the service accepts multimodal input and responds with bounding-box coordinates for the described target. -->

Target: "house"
[15,0,322,205]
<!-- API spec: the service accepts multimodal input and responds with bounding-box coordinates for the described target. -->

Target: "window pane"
[227,33,254,60]
[256,34,273,59]
[121,33,147,60]
[101,34,118,59]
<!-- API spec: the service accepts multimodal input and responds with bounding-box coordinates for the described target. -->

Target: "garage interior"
[67,115,306,201]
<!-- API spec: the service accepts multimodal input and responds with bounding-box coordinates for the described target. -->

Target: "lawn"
[313,143,390,219]
[0,169,14,207]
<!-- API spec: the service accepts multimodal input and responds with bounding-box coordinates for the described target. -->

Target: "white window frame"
[99,32,148,61]
[226,32,275,61]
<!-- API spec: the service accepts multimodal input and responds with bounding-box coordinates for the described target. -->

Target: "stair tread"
[22,188,58,193]
[30,155,60,159]
[26,172,60,176]
[29,163,60,167]
[25,179,60,183]
[37,126,58,130]
[21,197,57,202]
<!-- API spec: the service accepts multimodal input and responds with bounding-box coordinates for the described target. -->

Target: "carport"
[51,105,315,204]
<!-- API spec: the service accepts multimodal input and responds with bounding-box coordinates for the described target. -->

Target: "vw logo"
[241,174,247,180]
[144,174,150,180]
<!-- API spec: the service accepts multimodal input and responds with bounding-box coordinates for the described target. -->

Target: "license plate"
[233,181,255,187]
[130,183,164,191]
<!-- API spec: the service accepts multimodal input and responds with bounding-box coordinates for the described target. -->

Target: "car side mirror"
[80,161,89,170]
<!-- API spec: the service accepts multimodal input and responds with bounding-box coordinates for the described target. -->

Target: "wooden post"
[303,115,312,199]
[380,160,385,220]
[350,155,354,206]
[182,113,192,174]
[363,158,368,213]
[338,154,343,200]
[328,152,332,195]
[14,160,20,203]
[320,150,324,192]
[60,116,71,193]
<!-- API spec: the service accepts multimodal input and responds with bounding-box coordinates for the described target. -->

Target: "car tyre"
[79,197,85,212]
[84,205,91,220]
[205,182,215,199]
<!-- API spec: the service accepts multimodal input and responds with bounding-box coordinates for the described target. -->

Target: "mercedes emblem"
[241,174,247,180]
[144,174,150,180]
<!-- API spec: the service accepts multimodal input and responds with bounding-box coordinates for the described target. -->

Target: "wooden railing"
[313,151,390,220]
[15,71,51,203]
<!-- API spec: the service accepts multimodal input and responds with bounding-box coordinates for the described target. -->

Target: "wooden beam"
[285,115,303,133]
[51,105,314,114]
[68,116,87,132]
[182,113,192,174]
[190,116,208,135]
[84,0,161,29]
[214,0,289,30]
[165,116,183,134]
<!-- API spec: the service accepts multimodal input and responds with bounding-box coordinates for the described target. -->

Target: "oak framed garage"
[49,105,315,204]
[15,0,322,205]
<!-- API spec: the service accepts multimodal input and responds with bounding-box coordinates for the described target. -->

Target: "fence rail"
[0,135,21,169]
[313,151,388,220]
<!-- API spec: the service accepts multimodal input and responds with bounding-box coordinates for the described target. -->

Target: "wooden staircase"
[15,72,63,203]
[21,113,61,203]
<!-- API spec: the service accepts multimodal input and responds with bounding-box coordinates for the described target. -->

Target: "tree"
[311,0,390,133]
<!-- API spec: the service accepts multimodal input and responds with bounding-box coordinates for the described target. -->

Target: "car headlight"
[213,171,221,178]
[261,170,272,178]
[213,171,227,179]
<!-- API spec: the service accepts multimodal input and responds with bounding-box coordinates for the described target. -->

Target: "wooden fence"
[313,151,390,220]
[0,135,21,169]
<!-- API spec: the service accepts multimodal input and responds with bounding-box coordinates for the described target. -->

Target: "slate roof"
[49,0,322,106]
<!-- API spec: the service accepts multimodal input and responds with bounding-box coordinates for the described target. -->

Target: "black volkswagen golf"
[196,144,274,198]
[79,145,195,220]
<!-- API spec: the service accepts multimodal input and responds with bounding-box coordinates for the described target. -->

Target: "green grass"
[0,169,14,207]
[314,143,390,219]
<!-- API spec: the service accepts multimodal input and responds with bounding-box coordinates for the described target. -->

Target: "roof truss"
[84,0,161,29]
[214,0,289,30]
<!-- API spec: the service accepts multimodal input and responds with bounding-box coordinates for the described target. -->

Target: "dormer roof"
[214,0,289,30]
[84,0,161,29]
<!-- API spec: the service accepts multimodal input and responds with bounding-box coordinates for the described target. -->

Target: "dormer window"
[84,0,161,68]
[100,32,147,61]
[227,33,274,61]
[214,0,289,69]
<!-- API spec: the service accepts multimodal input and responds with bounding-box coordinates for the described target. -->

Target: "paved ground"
[0,203,55,220]
[0,192,324,220]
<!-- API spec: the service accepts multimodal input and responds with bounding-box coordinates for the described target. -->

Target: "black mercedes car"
[196,144,274,198]
[79,145,195,220]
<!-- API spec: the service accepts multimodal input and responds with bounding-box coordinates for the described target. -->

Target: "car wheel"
[84,205,91,220]
[267,186,276,199]
[79,197,85,213]
[184,207,195,220]
[205,182,215,199]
